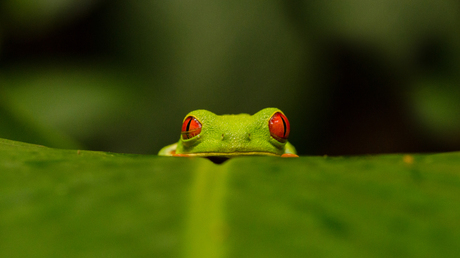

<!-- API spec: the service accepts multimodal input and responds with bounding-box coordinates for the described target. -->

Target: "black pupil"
[280,114,286,137]
[185,117,193,131]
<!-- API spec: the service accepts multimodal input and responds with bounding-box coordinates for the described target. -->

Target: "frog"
[158,108,298,163]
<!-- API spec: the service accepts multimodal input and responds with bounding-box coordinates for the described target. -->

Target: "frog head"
[175,108,291,159]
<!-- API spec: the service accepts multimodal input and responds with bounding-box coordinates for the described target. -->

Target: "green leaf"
[1,138,460,257]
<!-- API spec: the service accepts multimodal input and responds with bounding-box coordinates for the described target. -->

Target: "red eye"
[181,116,202,140]
[269,112,290,143]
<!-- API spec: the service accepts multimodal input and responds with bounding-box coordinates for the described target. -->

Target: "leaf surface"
[1,138,460,257]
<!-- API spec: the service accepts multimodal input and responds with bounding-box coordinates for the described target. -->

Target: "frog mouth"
[172,151,280,164]
[173,151,280,157]
[172,151,298,164]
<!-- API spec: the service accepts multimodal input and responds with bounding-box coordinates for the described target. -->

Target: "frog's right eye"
[181,116,202,140]
[269,112,290,143]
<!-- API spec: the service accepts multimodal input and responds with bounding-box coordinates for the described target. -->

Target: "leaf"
[1,138,460,257]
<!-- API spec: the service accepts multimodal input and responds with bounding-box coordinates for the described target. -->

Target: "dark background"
[1,0,460,156]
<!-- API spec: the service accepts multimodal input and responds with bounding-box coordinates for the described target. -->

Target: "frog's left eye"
[269,112,290,143]
[181,116,202,140]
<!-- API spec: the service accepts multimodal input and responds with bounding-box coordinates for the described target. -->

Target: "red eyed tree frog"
[159,108,298,163]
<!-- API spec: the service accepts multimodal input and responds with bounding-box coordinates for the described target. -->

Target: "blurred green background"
[1,0,460,155]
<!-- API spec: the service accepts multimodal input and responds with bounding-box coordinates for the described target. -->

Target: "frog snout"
[220,133,252,142]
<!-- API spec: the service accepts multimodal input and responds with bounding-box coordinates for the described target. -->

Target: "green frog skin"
[159,108,298,160]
